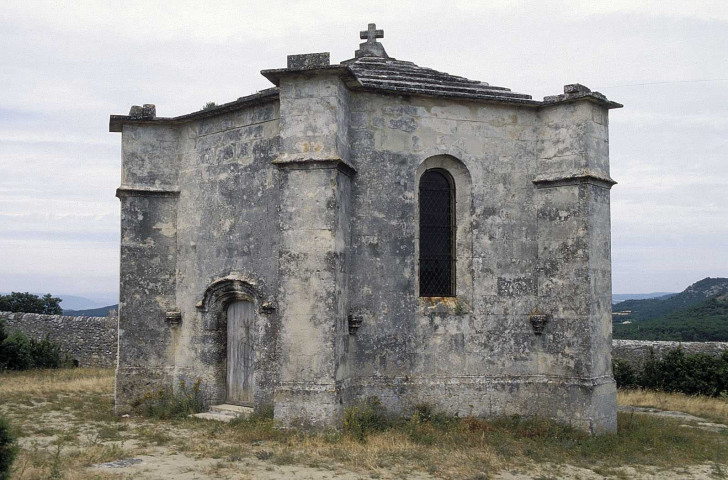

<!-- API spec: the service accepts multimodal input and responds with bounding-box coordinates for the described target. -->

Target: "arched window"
[419,169,455,297]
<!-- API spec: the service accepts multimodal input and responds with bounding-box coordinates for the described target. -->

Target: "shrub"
[640,348,728,396]
[0,320,7,369]
[0,331,32,370]
[133,379,205,419]
[0,327,70,371]
[613,358,638,388]
[614,347,728,397]
[342,396,390,442]
[0,416,16,480]
[29,335,65,368]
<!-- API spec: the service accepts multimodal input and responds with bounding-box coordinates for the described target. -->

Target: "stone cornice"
[533,171,617,189]
[115,185,180,198]
[109,88,279,133]
[542,84,623,110]
[272,157,357,177]
[260,65,350,87]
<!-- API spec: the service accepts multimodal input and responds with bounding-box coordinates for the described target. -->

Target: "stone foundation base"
[117,370,617,433]
[349,375,616,433]
[273,383,342,429]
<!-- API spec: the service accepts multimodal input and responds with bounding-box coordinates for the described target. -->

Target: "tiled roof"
[343,55,537,104]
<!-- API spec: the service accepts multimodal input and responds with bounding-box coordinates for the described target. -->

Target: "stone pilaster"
[273,66,354,428]
[114,123,180,413]
[534,92,617,433]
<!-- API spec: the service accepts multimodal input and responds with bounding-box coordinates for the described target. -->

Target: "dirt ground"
[1,369,727,479]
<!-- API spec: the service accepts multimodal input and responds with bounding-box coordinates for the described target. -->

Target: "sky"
[0,0,727,302]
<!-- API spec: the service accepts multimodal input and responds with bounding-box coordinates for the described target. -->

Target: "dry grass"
[0,368,727,479]
[293,430,498,478]
[618,389,728,424]
[0,368,113,396]
[178,423,498,478]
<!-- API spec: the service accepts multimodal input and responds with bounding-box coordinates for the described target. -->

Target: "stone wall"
[612,339,728,368]
[0,311,117,368]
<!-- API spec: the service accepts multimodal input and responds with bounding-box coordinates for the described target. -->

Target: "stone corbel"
[528,308,550,335]
[165,310,182,326]
[260,302,276,314]
[348,314,363,334]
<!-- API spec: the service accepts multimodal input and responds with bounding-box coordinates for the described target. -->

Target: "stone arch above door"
[196,275,261,331]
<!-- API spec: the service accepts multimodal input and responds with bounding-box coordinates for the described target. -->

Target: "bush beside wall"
[0,312,116,368]
[613,347,728,397]
[0,319,72,370]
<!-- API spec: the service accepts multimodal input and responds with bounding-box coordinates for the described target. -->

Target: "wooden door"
[226,301,254,405]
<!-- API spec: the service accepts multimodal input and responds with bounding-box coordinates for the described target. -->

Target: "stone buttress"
[268,54,354,427]
[114,111,180,412]
[533,85,618,432]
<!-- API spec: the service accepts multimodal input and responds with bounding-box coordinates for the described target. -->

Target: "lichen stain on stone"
[153,221,176,237]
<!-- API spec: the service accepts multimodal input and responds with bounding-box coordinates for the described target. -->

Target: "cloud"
[0,1,726,295]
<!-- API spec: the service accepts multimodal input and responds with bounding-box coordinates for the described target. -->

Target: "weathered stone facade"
[1,311,117,367]
[109,26,621,433]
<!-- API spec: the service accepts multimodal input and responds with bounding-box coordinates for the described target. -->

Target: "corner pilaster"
[273,65,354,428]
[535,92,618,432]
[114,123,180,413]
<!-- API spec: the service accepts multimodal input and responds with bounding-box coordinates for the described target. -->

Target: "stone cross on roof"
[360,23,384,43]
[355,22,388,59]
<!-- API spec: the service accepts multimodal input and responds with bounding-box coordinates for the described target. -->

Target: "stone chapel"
[110,25,622,433]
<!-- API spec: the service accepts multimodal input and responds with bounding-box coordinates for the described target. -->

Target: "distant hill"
[63,304,118,317]
[612,292,675,303]
[613,278,728,341]
[612,278,728,322]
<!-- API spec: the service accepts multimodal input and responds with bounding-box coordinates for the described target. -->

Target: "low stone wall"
[0,311,117,368]
[612,339,728,368]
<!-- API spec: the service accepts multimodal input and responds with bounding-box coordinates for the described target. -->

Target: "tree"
[0,292,62,315]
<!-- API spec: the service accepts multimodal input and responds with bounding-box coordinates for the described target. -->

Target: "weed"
[132,378,205,419]
[227,405,282,444]
[342,396,390,442]
[0,416,16,480]
[271,451,297,465]
[49,444,62,479]
[254,450,273,460]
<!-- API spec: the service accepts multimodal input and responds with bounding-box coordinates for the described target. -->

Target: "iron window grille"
[419,169,456,297]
